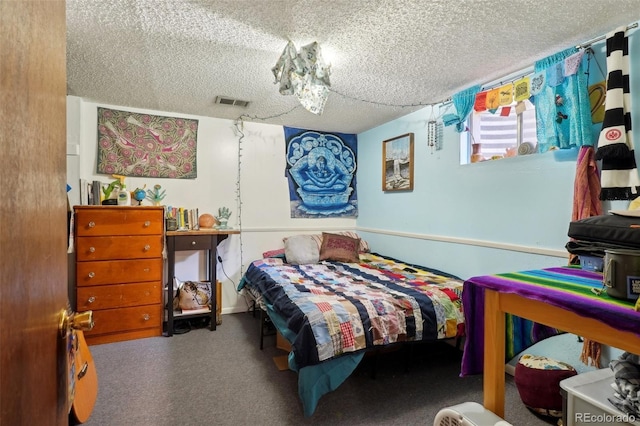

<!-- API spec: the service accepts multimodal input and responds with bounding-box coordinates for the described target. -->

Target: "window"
[461,99,537,164]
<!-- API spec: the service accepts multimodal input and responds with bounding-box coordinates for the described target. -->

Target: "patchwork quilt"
[242,253,464,369]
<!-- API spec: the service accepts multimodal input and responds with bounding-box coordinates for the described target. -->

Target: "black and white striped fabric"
[595,26,640,200]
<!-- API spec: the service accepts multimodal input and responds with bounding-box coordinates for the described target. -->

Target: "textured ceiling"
[67,0,640,134]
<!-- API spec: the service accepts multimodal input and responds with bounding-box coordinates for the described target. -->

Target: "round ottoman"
[514,354,578,418]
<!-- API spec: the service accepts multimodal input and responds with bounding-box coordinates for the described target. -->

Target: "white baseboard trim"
[222,306,253,315]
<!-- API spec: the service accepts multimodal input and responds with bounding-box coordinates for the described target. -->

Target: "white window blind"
[465,99,536,162]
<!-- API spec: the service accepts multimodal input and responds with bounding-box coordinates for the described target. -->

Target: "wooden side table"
[165,228,240,336]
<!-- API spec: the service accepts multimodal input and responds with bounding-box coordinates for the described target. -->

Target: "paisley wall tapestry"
[97,107,198,179]
[284,126,358,218]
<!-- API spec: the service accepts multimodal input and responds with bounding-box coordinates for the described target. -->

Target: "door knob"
[59,308,94,338]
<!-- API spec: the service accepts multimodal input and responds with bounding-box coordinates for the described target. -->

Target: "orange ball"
[198,213,216,228]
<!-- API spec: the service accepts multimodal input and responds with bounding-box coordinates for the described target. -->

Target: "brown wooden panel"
[85,328,162,346]
[1,1,68,424]
[85,305,163,336]
[77,282,162,310]
[76,235,163,261]
[173,234,214,251]
[76,258,162,286]
[75,206,164,236]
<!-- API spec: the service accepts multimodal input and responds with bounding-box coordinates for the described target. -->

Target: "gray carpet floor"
[82,312,556,425]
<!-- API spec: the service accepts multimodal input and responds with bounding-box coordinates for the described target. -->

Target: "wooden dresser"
[74,206,164,345]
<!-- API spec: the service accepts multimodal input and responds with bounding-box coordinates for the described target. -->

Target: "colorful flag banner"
[485,88,500,109]
[564,50,585,76]
[500,106,512,117]
[546,62,564,87]
[530,72,546,95]
[515,101,527,115]
[514,76,530,102]
[499,84,513,106]
[474,91,487,112]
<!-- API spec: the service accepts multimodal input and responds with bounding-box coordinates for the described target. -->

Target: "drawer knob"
[142,314,150,321]
[191,241,197,246]
[89,247,95,253]
[143,268,150,272]
[88,272,95,278]
[144,221,151,227]
[143,244,151,251]
[87,296,96,304]
[88,221,95,228]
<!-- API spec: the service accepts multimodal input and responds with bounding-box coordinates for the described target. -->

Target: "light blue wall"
[355,30,638,280]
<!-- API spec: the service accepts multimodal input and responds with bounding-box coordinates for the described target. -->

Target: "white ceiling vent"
[215,96,250,108]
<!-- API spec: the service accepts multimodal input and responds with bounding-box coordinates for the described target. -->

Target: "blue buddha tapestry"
[284,127,358,218]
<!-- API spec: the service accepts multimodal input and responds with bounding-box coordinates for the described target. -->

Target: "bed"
[237,232,465,416]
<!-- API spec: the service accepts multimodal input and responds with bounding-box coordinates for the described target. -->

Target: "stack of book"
[166,206,199,231]
[79,179,104,205]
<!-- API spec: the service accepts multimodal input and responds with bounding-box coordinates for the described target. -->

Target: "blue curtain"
[443,84,481,132]
[533,47,593,152]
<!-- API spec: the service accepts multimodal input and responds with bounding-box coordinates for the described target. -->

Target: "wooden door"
[0,1,69,425]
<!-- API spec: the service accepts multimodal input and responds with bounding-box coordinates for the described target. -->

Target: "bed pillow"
[283,231,370,253]
[337,231,370,253]
[319,232,360,263]
[284,234,320,265]
[262,248,285,258]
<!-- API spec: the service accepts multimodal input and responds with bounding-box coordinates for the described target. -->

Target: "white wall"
[66,97,356,314]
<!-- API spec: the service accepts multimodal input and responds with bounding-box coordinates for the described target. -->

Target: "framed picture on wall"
[382,133,414,192]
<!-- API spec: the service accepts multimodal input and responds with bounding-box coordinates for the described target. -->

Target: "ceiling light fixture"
[271,41,331,115]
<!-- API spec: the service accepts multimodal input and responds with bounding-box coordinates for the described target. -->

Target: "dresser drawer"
[77,282,161,310]
[75,207,163,237]
[76,235,163,261]
[76,258,162,286]
[85,304,163,336]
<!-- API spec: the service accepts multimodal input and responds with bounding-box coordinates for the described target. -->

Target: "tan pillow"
[319,232,360,263]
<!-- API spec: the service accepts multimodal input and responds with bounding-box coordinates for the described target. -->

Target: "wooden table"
[462,267,640,418]
[484,289,640,417]
[165,228,240,336]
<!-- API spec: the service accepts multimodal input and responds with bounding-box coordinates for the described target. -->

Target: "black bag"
[568,214,640,249]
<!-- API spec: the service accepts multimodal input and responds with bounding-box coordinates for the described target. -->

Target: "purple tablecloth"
[460,266,640,376]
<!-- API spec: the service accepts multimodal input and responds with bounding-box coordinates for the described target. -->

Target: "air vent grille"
[215,96,250,108]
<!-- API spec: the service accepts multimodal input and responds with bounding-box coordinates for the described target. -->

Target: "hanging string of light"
[327,87,449,109]
[233,105,301,274]
[231,22,640,272]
